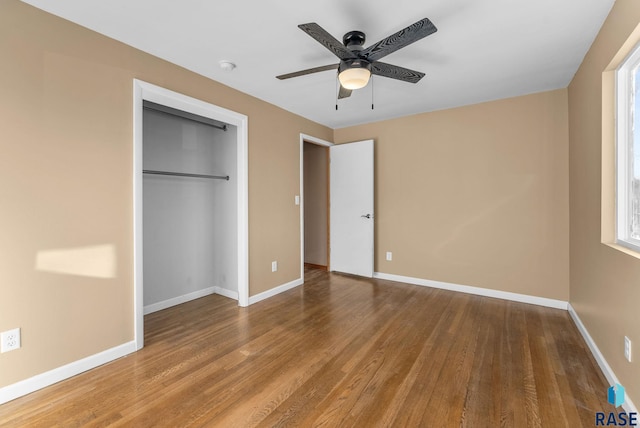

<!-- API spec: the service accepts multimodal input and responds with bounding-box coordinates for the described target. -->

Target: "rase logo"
[595,384,638,426]
[610,384,626,408]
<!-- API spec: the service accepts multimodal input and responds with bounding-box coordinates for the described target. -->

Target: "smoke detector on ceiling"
[219,60,236,72]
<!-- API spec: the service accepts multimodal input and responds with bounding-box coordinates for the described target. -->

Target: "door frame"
[299,134,333,278]
[133,80,249,350]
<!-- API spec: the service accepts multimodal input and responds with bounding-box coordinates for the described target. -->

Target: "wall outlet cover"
[1,328,21,353]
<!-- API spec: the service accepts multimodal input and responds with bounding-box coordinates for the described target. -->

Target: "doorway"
[303,142,329,271]
[300,134,332,277]
[300,135,375,279]
[133,80,249,350]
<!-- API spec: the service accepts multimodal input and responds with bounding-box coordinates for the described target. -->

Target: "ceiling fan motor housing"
[343,30,366,51]
[338,58,372,74]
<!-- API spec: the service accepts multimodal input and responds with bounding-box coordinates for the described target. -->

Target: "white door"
[330,139,374,277]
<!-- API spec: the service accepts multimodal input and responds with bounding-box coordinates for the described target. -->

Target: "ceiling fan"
[276,18,437,99]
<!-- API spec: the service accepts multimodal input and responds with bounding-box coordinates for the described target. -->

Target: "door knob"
[361,214,372,219]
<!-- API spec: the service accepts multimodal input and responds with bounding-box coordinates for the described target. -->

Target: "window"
[616,43,640,251]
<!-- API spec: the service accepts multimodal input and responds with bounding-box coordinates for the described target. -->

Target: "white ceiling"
[21,0,614,129]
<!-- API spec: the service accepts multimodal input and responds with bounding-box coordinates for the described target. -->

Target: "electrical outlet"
[1,328,21,353]
[625,336,632,362]
[271,261,278,272]
[386,252,392,261]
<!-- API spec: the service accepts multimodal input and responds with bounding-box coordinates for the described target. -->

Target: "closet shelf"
[143,169,229,181]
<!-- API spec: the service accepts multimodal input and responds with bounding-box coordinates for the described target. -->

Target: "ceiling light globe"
[339,68,371,90]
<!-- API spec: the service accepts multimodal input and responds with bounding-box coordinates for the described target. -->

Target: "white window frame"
[616,43,640,252]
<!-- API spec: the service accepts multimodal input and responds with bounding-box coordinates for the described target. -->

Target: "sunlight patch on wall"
[35,244,117,279]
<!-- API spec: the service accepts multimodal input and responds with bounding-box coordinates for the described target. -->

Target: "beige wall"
[568,0,640,405]
[335,89,570,301]
[303,143,328,266]
[0,1,332,388]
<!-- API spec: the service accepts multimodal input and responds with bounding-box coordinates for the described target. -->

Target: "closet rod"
[143,105,228,131]
[143,169,229,181]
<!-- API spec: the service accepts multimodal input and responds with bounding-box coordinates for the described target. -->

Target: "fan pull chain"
[335,74,339,110]
[371,76,375,110]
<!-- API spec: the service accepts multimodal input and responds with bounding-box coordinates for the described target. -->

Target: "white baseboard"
[568,304,638,414]
[0,341,136,405]
[144,286,217,315]
[248,277,304,305]
[213,286,239,301]
[144,286,240,315]
[373,272,568,310]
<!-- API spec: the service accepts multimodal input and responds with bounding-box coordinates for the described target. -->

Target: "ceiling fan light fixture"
[338,60,372,90]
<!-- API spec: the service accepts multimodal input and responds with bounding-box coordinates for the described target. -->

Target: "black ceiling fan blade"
[371,61,425,83]
[276,64,339,80]
[361,18,437,62]
[338,85,352,99]
[298,23,358,61]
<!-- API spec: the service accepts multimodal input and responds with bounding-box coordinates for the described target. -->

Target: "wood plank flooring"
[0,269,615,427]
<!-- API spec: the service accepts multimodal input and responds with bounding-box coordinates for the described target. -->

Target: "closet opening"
[134,80,248,350]
[142,100,238,315]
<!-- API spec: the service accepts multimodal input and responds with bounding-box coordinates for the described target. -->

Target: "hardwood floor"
[0,269,614,427]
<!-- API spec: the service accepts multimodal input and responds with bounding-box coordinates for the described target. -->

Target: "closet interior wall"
[142,105,238,312]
